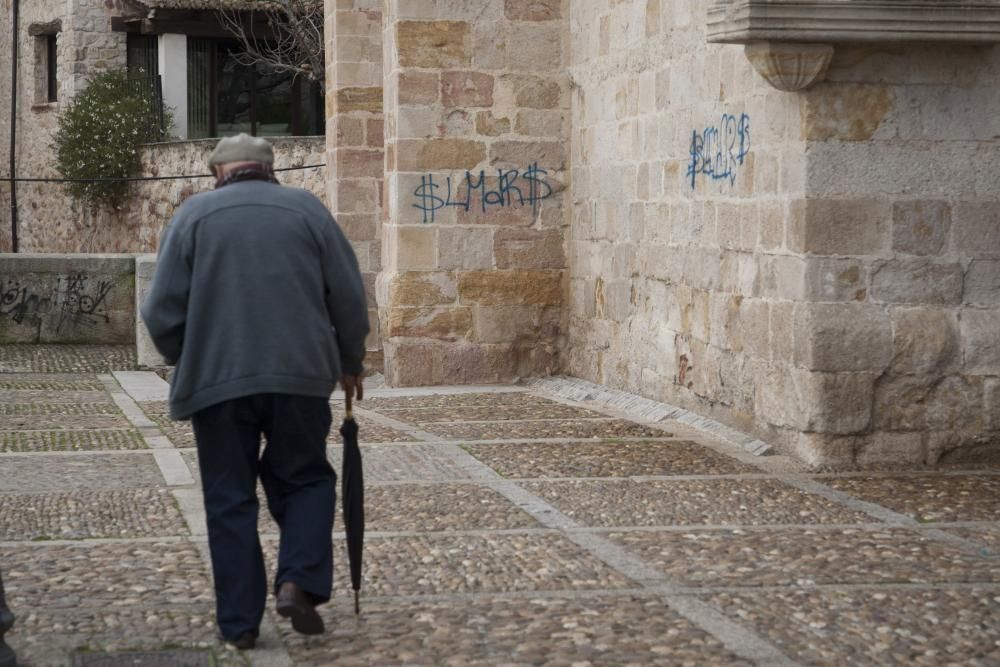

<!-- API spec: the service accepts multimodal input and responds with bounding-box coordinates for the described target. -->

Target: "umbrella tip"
[354,591,360,615]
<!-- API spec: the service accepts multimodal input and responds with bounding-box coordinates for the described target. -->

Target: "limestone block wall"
[0,0,129,253]
[567,3,1000,466]
[379,0,569,385]
[566,2,808,450]
[127,138,328,252]
[0,253,135,344]
[793,46,1000,465]
[326,0,384,369]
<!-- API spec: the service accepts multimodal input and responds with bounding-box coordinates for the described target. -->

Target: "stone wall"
[126,137,328,252]
[0,0,131,254]
[379,0,569,385]
[565,3,1000,466]
[0,253,135,344]
[566,3,806,451]
[326,0,384,370]
[793,46,1000,465]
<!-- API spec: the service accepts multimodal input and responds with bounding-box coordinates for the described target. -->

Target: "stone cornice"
[707,1,1000,44]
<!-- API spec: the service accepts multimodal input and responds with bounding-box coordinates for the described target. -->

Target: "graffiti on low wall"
[0,273,121,340]
[686,113,751,189]
[412,163,554,224]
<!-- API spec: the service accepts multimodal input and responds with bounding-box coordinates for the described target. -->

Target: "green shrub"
[52,69,171,210]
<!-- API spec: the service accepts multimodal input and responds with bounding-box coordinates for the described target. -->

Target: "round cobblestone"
[0,488,187,540]
[0,345,136,373]
[0,428,147,452]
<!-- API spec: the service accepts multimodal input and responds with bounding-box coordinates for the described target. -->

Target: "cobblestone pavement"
[2,346,1000,665]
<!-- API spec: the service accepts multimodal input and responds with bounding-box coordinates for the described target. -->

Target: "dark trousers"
[191,394,335,641]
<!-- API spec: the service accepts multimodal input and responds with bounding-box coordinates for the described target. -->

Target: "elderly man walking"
[142,134,369,649]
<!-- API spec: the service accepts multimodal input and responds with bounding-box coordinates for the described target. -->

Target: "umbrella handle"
[345,394,353,420]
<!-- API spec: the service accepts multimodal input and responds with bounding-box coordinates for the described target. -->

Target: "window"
[46,35,57,102]
[126,33,159,78]
[187,38,323,140]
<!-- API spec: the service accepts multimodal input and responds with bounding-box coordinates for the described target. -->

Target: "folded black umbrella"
[340,396,364,615]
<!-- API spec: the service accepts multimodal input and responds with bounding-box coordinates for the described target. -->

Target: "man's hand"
[341,375,364,402]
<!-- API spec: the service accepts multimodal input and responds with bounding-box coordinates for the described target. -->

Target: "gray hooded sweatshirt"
[141,180,368,420]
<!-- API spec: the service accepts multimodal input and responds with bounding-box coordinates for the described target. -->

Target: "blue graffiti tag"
[412,163,553,224]
[686,113,751,189]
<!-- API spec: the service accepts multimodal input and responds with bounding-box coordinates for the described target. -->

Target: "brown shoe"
[275,581,325,635]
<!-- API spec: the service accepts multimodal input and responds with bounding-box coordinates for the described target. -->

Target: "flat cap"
[208,133,274,168]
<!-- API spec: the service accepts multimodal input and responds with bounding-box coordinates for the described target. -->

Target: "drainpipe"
[9,0,19,253]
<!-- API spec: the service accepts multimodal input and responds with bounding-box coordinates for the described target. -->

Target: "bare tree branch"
[217,0,325,91]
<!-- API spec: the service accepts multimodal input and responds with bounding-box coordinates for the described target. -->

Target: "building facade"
[2,0,998,467]
[328,0,1000,467]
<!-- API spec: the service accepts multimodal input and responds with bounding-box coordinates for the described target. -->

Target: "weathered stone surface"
[336,86,383,113]
[505,0,561,21]
[756,367,873,434]
[458,270,563,306]
[389,272,458,308]
[388,307,473,341]
[874,374,983,432]
[494,228,565,270]
[788,199,890,256]
[394,227,438,270]
[986,379,1000,431]
[473,304,560,345]
[337,148,384,178]
[507,74,563,109]
[890,307,960,375]
[965,259,1000,305]
[397,21,471,68]
[794,303,893,372]
[800,83,893,141]
[953,201,1000,258]
[396,139,487,171]
[475,111,512,136]
[441,71,495,107]
[490,140,566,170]
[961,308,1000,374]
[398,71,440,105]
[804,258,868,302]
[438,227,495,270]
[892,200,951,256]
[870,259,964,305]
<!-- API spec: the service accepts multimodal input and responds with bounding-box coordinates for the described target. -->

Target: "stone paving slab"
[361,392,532,410]
[4,541,213,610]
[942,526,1000,556]
[332,421,418,444]
[0,389,114,404]
[825,474,1000,522]
[0,373,105,390]
[463,440,757,478]
[422,419,672,441]
[10,609,225,667]
[0,428,147,452]
[265,534,633,597]
[704,587,1000,666]
[144,412,197,448]
[606,527,1000,588]
[275,595,752,666]
[522,479,873,527]
[0,402,123,416]
[376,403,609,423]
[184,444,476,487]
[148,409,415,447]
[0,453,165,492]
[0,345,136,373]
[364,484,541,532]
[2,413,132,430]
[0,488,187,540]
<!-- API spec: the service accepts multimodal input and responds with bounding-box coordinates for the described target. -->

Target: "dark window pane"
[187,38,214,139]
[46,35,57,102]
[217,44,254,136]
[126,33,158,78]
[254,61,293,137]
